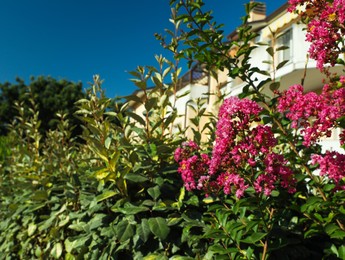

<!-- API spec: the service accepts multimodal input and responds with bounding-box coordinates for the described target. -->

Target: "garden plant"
[0,0,344,259]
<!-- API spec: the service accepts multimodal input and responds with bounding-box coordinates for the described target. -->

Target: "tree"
[0,76,86,136]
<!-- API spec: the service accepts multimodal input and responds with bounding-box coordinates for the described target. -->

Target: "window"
[277,29,292,63]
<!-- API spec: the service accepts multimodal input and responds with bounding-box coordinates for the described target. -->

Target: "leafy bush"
[1,0,345,259]
[0,68,210,258]
[171,0,345,259]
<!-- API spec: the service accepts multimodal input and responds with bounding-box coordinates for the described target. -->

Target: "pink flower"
[254,153,296,196]
[278,83,345,146]
[217,172,249,198]
[311,151,345,189]
[177,153,210,191]
[288,0,345,69]
[210,97,262,175]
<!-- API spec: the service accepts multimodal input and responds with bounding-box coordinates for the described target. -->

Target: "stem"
[262,240,268,260]
[261,207,275,260]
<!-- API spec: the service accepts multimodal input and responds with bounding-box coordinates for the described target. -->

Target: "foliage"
[172,0,345,259]
[0,76,85,136]
[1,0,345,259]
[0,68,211,258]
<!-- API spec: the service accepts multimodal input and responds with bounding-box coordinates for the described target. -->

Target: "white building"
[130,1,344,149]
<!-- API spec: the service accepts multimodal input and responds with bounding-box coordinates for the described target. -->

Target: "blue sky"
[0,0,287,98]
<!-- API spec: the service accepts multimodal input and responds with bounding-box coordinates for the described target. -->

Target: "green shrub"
[2,1,344,259]
[0,69,211,258]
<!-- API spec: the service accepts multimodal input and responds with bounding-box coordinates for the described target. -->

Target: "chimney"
[248,1,266,22]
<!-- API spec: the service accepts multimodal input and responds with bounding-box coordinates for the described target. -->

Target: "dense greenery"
[0,76,85,136]
[1,0,345,259]
[0,68,211,258]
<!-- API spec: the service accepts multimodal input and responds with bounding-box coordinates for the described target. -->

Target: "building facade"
[130,1,344,149]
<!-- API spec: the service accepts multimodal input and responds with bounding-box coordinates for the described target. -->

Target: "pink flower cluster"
[311,151,345,190]
[174,141,210,191]
[210,97,295,197]
[254,153,296,196]
[277,82,345,146]
[288,0,345,69]
[217,173,249,198]
[209,97,262,175]
[175,97,296,198]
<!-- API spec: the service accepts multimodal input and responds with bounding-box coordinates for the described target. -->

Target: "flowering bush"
[172,0,345,258]
[2,0,344,259]
[277,78,345,147]
[175,97,297,198]
[311,151,345,190]
[288,0,345,70]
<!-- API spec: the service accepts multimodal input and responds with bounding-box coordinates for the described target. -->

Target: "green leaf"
[143,254,169,260]
[116,219,134,242]
[262,60,273,65]
[339,245,345,259]
[269,82,280,92]
[186,195,199,206]
[167,217,182,226]
[65,235,90,253]
[266,47,274,57]
[330,230,345,239]
[112,203,149,215]
[68,222,87,232]
[270,190,280,197]
[51,242,62,259]
[89,214,106,230]
[124,172,148,183]
[65,253,75,260]
[96,190,117,202]
[35,246,42,258]
[241,232,266,244]
[323,183,335,192]
[58,216,70,227]
[207,244,229,254]
[203,197,215,204]
[301,196,323,212]
[104,136,112,149]
[148,186,161,200]
[28,203,46,212]
[276,46,289,51]
[276,60,289,70]
[148,217,170,240]
[325,223,339,236]
[127,111,146,126]
[137,219,151,242]
[246,246,254,259]
[28,223,37,236]
[178,187,185,204]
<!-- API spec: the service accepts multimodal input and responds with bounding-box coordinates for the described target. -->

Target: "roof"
[227,2,290,41]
